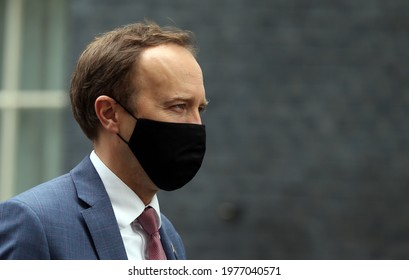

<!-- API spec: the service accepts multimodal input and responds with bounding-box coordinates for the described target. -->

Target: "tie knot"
[137,207,159,236]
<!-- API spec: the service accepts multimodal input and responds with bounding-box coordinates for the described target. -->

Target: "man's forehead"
[139,44,199,71]
[137,44,203,86]
[140,43,194,60]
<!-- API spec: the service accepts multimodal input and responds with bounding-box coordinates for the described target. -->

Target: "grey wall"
[64,0,409,259]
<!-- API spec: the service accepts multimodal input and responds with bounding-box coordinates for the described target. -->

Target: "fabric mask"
[116,103,206,191]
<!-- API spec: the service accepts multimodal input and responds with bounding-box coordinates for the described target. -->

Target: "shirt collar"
[90,150,162,229]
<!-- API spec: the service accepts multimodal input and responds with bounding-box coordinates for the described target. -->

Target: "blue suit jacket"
[0,156,186,260]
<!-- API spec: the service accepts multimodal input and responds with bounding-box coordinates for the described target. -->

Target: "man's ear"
[95,95,120,134]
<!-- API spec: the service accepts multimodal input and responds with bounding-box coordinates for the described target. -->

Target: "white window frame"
[0,0,66,201]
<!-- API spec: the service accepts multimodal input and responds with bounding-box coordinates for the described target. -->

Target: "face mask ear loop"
[117,132,129,144]
[111,96,138,121]
[110,96,137,144]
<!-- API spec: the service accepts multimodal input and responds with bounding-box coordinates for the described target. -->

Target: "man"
[0,22,208,260]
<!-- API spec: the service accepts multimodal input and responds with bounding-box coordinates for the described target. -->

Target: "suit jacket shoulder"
[0,157,126,260]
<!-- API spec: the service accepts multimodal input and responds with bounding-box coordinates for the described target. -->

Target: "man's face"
[130,43,208,125]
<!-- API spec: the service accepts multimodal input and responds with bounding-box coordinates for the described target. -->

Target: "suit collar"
[89,151,162,229]
[70,156,128,260]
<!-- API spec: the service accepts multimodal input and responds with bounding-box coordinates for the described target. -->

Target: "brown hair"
[70,21,196,140]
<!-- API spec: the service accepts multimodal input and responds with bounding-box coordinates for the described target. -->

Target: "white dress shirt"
[90,151,162,260]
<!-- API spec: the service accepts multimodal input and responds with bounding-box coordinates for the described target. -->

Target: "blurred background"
[1,0,409,259]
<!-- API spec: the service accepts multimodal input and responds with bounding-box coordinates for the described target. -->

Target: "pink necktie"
[137,207,167,260]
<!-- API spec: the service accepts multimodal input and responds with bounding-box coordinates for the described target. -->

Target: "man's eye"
[171,104,186,111]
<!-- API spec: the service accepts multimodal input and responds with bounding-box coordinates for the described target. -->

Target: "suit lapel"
[159,214,186,260]
[81,200,128,260]
[160,226,178,260]
[71,157,128,260]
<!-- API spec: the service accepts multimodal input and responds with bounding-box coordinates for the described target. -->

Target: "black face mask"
[116,104,206,191]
